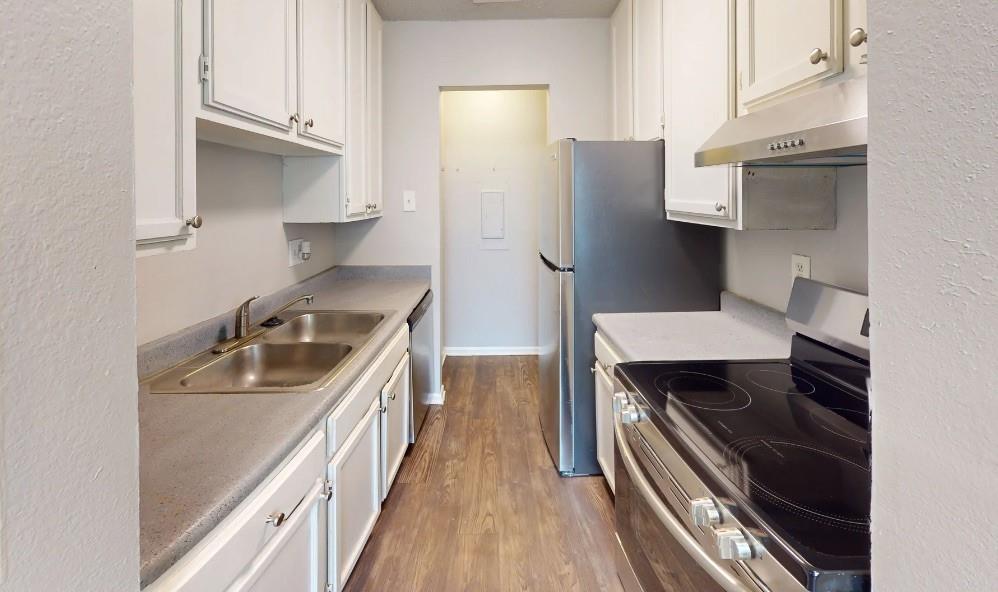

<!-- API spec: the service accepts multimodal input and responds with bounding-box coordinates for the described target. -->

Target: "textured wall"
[136,142,339,344]
[723,167,869,312]
[868,1,998,589]
[0,0,140,589]
[334,19,612,389]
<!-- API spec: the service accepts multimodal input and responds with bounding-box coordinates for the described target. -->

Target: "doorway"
[439,87,550,356]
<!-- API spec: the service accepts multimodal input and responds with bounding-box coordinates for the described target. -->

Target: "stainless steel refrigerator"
[538,139,720,476]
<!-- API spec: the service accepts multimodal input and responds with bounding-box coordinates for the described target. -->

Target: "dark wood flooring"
[344,356,623,592]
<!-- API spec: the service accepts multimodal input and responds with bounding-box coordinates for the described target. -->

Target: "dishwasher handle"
[407,290,433,327]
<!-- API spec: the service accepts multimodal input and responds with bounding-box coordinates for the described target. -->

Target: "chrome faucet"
[235,296,259,338]
[263,294,315,322]
[213,294,314,355]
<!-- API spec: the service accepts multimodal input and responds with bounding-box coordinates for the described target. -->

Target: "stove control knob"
[714,528,753,561]
[691,498,722,527]
[620,404,643,424]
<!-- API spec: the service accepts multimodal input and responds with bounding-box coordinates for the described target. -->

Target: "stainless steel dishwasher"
[407,290,433,442]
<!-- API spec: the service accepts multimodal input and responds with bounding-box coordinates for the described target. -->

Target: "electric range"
[612,279,871,592]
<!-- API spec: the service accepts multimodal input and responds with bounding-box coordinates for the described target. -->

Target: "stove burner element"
[655,371,752,412]
[810,408,869,443]
[727,439,871,533]
[746,368,817,395]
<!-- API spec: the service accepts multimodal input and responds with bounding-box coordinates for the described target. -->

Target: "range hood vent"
[696,77,867,167]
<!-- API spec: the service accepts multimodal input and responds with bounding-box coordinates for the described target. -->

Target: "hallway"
[344,356,623,591]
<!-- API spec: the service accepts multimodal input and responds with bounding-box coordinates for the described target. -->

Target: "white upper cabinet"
[610,0,633,140]
[735,0,844,112]
[632,0,664,140]
[344,0,369,218]
[204,0,296,130]
[298,0,347,147]
[133,0,197,252]
[663,0,738,224]
[366,2,384,215]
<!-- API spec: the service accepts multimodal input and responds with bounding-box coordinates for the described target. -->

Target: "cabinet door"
[594,363,615,493]
[663,0,737,223]
[328,400,381,591]
[632,0,664,141]
[381,353,410,499]
[298,0,346,146]
[736,0,844,111]
[205,0,296,130]
[228,480,327,592]
[134,0,195,247]
[344,0,368,218]
[610,0,633,141]
[365,1,384,215]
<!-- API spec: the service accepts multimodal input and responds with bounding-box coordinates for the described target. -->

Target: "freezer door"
[538,255,574,473]
[539,139,574,269]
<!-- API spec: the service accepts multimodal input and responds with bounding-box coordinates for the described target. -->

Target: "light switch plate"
[403,190,416,212]
[288,238,305,267]
[792,254,811,280]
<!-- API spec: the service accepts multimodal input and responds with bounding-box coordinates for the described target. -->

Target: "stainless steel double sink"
[146,311,389,394]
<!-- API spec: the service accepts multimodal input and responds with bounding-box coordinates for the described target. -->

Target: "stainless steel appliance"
[695,77,867,167]
[613,278,872,592]
[407,290,433,442]
[538,139,720,476]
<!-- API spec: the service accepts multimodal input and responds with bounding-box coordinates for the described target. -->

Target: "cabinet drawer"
[146,431,326,592]
[595,331,625,371]
[326,324,408,457]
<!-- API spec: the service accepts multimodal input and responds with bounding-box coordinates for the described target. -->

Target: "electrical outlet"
[288,238,305,267]
[792,254,811,280]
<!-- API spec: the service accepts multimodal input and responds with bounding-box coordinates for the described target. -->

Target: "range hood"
[695,77,867,167]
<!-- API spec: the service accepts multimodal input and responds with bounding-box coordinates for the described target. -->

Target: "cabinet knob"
[305,118,315,128]
[809,48,828,64]
[265,512,286,528]
[185,215,203,229]
[289,113,300,124]
[849,27,868,47]
[323,480,334,502]
[714,202,727,213]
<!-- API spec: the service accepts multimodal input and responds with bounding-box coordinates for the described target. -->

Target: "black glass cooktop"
[618,350,871,571]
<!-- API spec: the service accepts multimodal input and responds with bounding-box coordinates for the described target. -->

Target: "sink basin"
[177,343,353,390]
[263,312,385,343]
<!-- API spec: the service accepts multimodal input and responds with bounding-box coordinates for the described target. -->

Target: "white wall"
[723,167,869,311]
[0,0,140,589]
[441,89,548,352]
[868,1,998,589]
[136,142,339,344]
[334,19,612,386]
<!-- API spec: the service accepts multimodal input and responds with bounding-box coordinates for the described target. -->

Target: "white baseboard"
[443,346,541,356]
[426,388,446,405]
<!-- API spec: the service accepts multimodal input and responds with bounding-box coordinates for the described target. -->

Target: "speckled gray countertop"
[139,268,430,587]
[593,291,793,362]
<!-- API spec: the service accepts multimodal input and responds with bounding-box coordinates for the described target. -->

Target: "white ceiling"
[372,0,619,21]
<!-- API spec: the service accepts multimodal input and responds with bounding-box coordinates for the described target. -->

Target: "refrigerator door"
[539,139,575,269]
[538,254,574,473]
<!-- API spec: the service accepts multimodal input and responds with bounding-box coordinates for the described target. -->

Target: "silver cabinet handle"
[389,392,396,400]
[809,48,828,64]
[323,479,333,502]
[265,512,286,528]
[289,113,300,124]
[185,215,203,229]
[305,118,314,128]
[714,202,726,213]
[849,27,868,47]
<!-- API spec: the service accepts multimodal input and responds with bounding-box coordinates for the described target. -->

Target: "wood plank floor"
[344,356,623,592]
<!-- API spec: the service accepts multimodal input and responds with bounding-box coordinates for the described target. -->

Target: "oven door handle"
[614,417,751,592]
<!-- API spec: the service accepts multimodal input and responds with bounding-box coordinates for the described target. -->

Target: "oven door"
[614,410,753,592]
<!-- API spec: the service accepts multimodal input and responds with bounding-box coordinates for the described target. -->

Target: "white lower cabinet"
[594,332,625,494]
[328,399,381,592]
[594,363,615,493]
[380,352,411,500]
